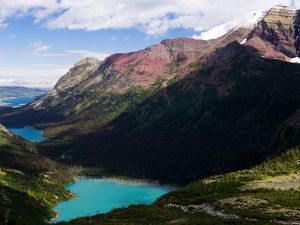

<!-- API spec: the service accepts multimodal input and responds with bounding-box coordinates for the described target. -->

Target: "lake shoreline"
[50,176,173,223]
[48,210,60,223]
[76,175,177,190]
[7,126,47,142]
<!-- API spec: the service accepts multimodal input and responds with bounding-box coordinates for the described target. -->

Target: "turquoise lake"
[7,126,46,142]
[51,178,172,223]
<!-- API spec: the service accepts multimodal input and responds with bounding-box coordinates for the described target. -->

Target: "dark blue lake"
[7,126,46,142]
[51,178,172,223]
[1,96,46,142]
[0,96,34,107]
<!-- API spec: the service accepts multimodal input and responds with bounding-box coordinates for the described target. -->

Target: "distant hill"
[0,86,48,99]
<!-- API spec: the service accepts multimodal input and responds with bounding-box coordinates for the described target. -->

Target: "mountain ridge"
[38,41,300,185]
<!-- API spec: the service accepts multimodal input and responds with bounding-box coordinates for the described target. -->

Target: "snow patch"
[240,38,247,45]
[240,10,268,29]
[192,23,228,40]
[290,57,300,63]
[192,21,239,40]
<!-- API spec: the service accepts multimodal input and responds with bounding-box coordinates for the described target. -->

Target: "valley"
[0,3,299,225]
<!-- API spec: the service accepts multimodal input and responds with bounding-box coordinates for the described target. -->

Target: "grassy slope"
[0,128,75,225]
[60,146,300,225]
[42,79,168,139]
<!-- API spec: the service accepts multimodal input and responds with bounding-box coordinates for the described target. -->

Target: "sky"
[0,0,298,88]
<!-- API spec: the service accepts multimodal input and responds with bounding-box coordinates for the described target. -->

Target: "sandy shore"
[47,210,60,223]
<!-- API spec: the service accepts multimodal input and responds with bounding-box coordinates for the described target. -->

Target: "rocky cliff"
[245,4,300,61]
[0,123,11,137]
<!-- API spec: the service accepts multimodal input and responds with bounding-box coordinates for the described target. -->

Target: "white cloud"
[0,0,60,28]
[64,50,110,60]
[0,66,70,88]
[122,36,131,42]
[29,41,52,52]
[0,0,297,36]
[24,48,110,60]
[0,78,54,88]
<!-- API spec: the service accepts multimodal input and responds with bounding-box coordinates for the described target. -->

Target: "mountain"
[2,5,299,131]
[0,26,252,131]
[244,4,300,61]
[40,41,300,184]
[1,5,300,185]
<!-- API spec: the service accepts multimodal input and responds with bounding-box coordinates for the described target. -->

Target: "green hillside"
[0,126,74,225]
[58,146,300,225]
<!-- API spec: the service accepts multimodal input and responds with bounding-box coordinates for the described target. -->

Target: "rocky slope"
[0,123,11,136]
[244,4,300,61]
[34,57,102,109]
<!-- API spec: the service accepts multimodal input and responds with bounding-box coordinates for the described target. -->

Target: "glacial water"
[0,96,46,142]
[51,178,172,223]
[7,126,46,142]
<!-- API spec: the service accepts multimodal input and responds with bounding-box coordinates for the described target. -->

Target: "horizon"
[0,0,298,88]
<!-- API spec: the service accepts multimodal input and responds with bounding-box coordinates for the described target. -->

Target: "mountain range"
[0,86,48,99]
[0,4,300,225]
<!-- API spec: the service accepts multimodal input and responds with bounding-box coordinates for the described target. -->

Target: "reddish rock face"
[94,29,254,90]
[102,38,215,88]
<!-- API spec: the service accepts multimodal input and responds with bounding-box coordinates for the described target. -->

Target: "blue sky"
[0,0,295,87]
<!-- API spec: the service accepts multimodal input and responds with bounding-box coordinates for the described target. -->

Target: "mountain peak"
[240,4,300,61]
[74,57,101,67]
[267,3,295,17]
[270,4,290,10]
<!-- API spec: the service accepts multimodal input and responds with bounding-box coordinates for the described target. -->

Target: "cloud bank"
[29,41,52,52]
[0,66,69,88]
[0,0,297,36]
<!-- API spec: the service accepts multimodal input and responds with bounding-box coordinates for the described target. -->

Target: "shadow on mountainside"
[31,42,300,185]
[0,42,300,185]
